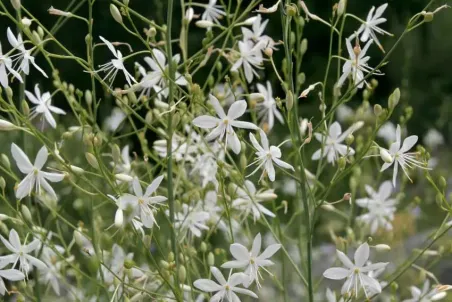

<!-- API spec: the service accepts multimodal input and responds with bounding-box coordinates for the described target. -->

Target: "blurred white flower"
[7,27,47,77]
[222,233,281,287]
[201,0,226,25]
[192,94,258,154]
[356,181,398,234]
[0,229,47,276]
[232,180,277,222]
[26,84,66,129]
[231,40,265,83]
[0,261,25,296]
[11,143,64,200]
[379,124,428,187]
[193,266,257,301]
[325,288,344,302]
[242,15,275,50]
[174,204,210,238]
[350,4,391,51]
[0,41,23,88]
[312,121,363,164]
[118,176,166,228]
[255,81,283,131]
[377,122,397,144]
[335,104,354,123]
[423,128,444,150]
[323,242,388,298]
[104,107,126,132]
[191,153,219,189]
[337,39,377,89]
[212,83,244,107]
[96,36,136,87]
[403,279,452,302]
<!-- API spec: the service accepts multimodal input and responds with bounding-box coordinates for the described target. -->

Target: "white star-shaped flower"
[201,0,226,25]
[0,229,47,277]
[403,279,452,302]
[96,36,136,87]
[11,143,65,200]
[323,242,388,298]
[0,261,24,296]
[7,27,48,77]
[255,81,283,131]
[118,176,167,228]
[379,124,429,187]
[356,181,398,234]
[222,233,281,287]
[173,204,210,238]
[192,94,258,154]
[312,121,363,164]
[26,84,66,129]
[194,266,258,301]
[248,130,294,181]
[231,40,265,83]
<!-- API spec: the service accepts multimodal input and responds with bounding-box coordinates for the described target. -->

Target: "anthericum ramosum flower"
[350,3,391,52]
[7,27,48,77]
[173,204,210,238]
[96,36,136,87]
[241,15,275,50]
[255,81,283,131]
[323,242,388,298]
[231,180,277,222]
[402,279,452,302]
[192,94,258,154]
[193,266,258,301]
[231,40,265,83]
[248,130,294,181]
[379,124,429,187]
[0,41,23,88]
[0,260,25,296]
[222,233,281,287]
[356,180,398,234]
[337,38,379,89]
[26,84,66,129]
[0,229,47,277]
[118,176,166,228]
[201,0,226,25]
[312,121,363,164]
[11,143,65,200]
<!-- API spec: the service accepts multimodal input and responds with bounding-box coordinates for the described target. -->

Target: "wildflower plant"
[0,0,450,301]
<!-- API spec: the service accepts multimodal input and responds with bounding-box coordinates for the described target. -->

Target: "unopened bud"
[373,104,383,116]
[114,209,124,227]
[85,90,92,106]
[345,134,354,145]
[11,0,21,10]
[337,0,346,16]
[48,6,72,17]
[380,148,393,163]
[0,177,5,190]
[110,4,123,24]
[286,90,294,111]
[300,39,308,55]
[111,144,121,163]
[21,17,32,27]
[207,252,214,266]
[249,93,265,102]
[0,119,17,131]
[21,205,32,223]
[178,265,187,283]
[115,174,134,182]
[70,165,85,175]
[422,11,434,22]
[388,88,400,110]
[338,157,346,170]
[243,16,258,25]
[196,20,214,28]
[185,7,194,22]
[264,48,273,57]
[200,242,207,253]
[1,154,10,169]
[85,152,99,169]
[321,204,335,211]
[375,244,391,252]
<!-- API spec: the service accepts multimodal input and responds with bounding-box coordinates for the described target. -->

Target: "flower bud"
[21,17,32,27]
[240,153,247,171]
[115,209,124,227]
[11,0,21,10]
[264,48,273,57]
[379,148,393,163]
[85,152,99,169]
[21,205,32,223]
[300,39,308,55]
[438,176,447,190]
[196,20,214,28]
[111,144,121,163]
[48,6,72,17]
[185,7,194,22]
[345,134,354,145]
[0,177,5,190]
[168,252,175,262]
[338,157,346,170]
[249,93,265,102]
[110,4,123,24]
[160,260,170,269]
[200,242,207,253]
[85,90,92,107]
[375,244,391,252]
[178,265,186,283]
[321,204,335,211]
[286,90,294,111]
[286,4,297,16]
[373,104,383,117]
[337,0,346,16]
[0,119,17,131]
[115,174,134,182]
[70,165,85,175]
[422,11,434,22]
[243,16,257,25]
[388,88,400,110]
[1,154,10,169]
[207,252,215,266]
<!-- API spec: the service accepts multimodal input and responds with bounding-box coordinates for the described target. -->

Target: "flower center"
[354,268,360,274]
[33,169,39,175]
[138,198,145,205]
[223,118,229,125]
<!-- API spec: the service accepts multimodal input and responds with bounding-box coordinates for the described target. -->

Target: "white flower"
[312,121,363,164]
[38,244,67,296]
[325,288,344,302]
[337,39,377,89]
[0,261,25,296]
[118,176,167,228]
[174,204,210,238]
[193,266,258,301]
[138,50,187,100]
[231,40,265,83]
[248,130,294,181]
[222,233,281,287]
[0,229,47,276]
[356,181,398,234]
[255,81,283,131]
[242,15,275,50]
[232,180,277,222]
[350,4,391,51]
[212,83,244,107]
[96,36,136,87]
[200,191,225,230]
[0,41,23,88]
[104,107,126,132]
[323,242,388,298]
[26,84,66,129]
[377,122,397,144]
[335,104,354,123]
[423,128,444,150]
[403,279,452,302]
[379,124,428,186]
[191,153,219,189]
[201,0,226,25]
[7,27,48,77]
[11,143,64,200]
[192,94,258,154]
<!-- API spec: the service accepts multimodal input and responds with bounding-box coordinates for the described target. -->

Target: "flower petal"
[144,175,164,197]
[11,143,33,174]
[209,94,226,118]
[192,116,219,129]
[193,279,222,292]
[354,242,370,267]
[323,267,350,280]
[230,243,250,261]
[227,100,247,120]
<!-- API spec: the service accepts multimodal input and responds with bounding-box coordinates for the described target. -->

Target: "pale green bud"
[300,39,308,55]
[200,242,207,253]
[21,205,32,223]
[373,104,383,116]
[85,90,92,106]
[85,152,99,170]
[286,90,294,111]
[0,177,5,190]
[1,154,10,169]
[11,0,21,10]
[110,4,123,24]
[439,176,447,190]
[178,266,186,283]
[207,252,214,266]
[111,144,121,163]
[388,88,400,110]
